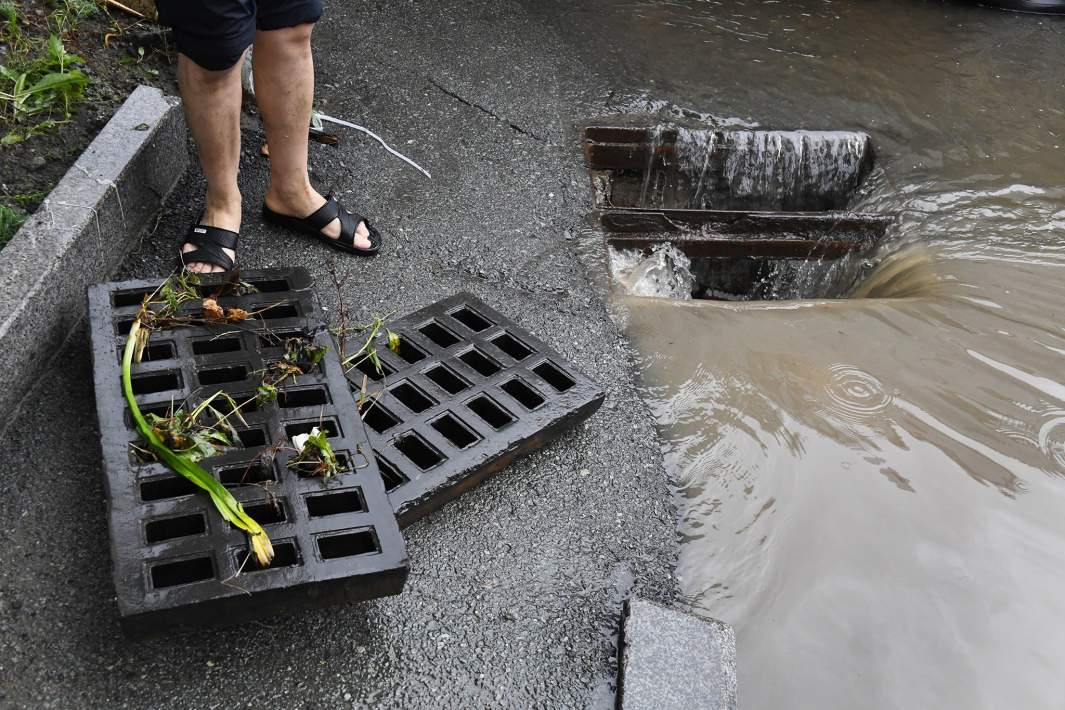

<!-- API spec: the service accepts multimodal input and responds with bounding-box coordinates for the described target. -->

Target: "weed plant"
[0,1,96,144]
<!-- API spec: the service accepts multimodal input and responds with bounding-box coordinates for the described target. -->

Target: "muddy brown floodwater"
[538,0,1065,707]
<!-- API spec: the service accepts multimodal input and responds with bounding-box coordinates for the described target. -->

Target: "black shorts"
[156,0,323,71]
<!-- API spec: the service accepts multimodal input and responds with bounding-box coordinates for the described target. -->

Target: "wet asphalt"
[0,1,678,707]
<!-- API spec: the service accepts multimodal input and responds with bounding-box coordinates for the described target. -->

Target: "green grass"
[0,1,97,144]
[0,203,26,247]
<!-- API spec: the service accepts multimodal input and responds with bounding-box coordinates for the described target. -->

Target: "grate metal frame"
[88,268,408,636]
[347,294,605,527]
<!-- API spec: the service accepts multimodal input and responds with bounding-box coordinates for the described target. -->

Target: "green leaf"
[387,330,401,353]
[1,131,23,145]
[27,70,87,95]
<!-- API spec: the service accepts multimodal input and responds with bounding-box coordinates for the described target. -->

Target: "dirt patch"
[0,2,176,243]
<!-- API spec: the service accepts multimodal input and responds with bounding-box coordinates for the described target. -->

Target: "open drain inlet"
[585,120,893,301]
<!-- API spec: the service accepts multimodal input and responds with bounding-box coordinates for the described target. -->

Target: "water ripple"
[823,364,895,427]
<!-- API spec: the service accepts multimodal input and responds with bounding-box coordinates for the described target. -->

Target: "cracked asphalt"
[0,1,681,707]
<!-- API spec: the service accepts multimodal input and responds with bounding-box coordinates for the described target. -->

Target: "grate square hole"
[466,395,515,430]
[459,348,501,377]
[236,540,301,571]
[419,320,461,348]
[305,489,365,518]
[284,419,340,439]
[255,303,300,320]
[390,381,436,414]
[352,356,395,382]
[246,278,290,293]
[119,341,175,363]
[145,513,206,543]
[131,370,182,396]
[431,413,480,449]
[374,452,409,492]
[424,364,470,395]
[112,288,155,308]
[242,501,286,525]
[151,556,215,589]
[115,318,136,335]
[197,365,248,386]
[449,305,493,332]
[317,529,379,560]
[491,332,534,361]
[533,360,577,392]
[258,330,305,349]
[359,400,400,434]
[216,462,274,487]
[395,432,445,470]
[277,387,330,408]
[393,336,427,364]
[141,475,198,501]
[501,378,546,410]
[235,427,268,448]
[192,337,243,356]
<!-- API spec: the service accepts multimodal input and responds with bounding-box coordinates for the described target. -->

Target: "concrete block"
[619,597,738,710]
[0,85,187,422]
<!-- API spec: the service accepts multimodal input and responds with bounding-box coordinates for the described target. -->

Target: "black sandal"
[262,193,382,256]
[178,221,240,272]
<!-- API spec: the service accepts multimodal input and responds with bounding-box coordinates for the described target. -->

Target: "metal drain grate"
[87,268,408,636]
[346,294,605,527]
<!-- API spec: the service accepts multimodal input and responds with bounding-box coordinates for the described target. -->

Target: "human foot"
[180,203,240,274]
[264,185,373,251]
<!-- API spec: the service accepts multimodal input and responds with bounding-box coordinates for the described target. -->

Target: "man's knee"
[180,52,244,84]
[263,22,315,46]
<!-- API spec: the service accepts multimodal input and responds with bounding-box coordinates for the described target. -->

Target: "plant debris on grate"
[87,268,408,636]
[346,294,605,527]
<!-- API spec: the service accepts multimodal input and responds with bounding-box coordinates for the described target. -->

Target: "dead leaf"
[202,298,225,321]
[225,307,249,322]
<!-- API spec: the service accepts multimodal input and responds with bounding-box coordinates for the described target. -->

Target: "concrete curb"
[0,85,187,421]
[618,598,738,710]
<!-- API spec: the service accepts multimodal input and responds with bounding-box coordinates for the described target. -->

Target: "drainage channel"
[582,120,894,301]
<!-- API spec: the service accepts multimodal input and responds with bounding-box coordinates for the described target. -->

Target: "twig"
[326,256,350,358]
[102,0,146,19]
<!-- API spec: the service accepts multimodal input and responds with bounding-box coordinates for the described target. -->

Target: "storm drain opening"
[584,120,894,302]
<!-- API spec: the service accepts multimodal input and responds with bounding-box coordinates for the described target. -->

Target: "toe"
[354,221,372,250]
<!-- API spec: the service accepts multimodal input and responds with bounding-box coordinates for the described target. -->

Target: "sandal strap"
[187,224,240,250]
[305,195,342,231]
[181,223,239,271]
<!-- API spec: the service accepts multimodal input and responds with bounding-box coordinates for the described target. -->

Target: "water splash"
[610,244,695,299]
[849,245,941,299]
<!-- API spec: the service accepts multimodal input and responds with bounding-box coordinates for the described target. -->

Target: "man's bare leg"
[253,23,371,249]
[177,53,244,273]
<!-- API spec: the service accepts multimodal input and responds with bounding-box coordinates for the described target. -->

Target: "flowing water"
[539,0,1065,707]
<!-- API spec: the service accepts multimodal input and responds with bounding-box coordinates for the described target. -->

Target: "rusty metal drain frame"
[88,267,408,636]
[346,294,605,528]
